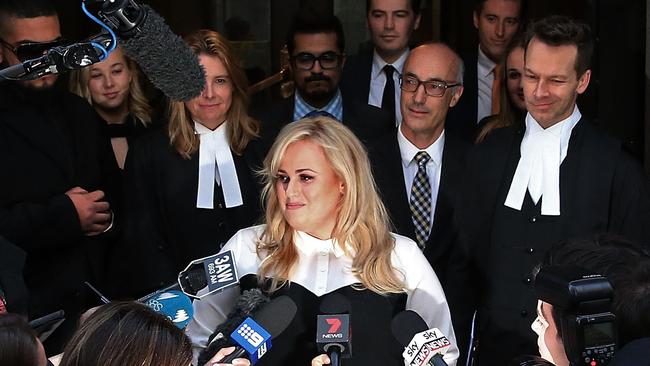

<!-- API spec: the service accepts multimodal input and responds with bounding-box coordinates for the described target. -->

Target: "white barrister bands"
[194,121,243,209]
[504,107,581,216]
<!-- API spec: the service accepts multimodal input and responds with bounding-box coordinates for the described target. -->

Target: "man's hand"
[66,187,111,236]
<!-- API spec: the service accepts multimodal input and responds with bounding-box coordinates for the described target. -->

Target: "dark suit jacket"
[446,50,479,142]
[340,52,373,106]
[252,94,393,146]
[447,119,650,365]
[368,131,469,286]
[0,82,121,351]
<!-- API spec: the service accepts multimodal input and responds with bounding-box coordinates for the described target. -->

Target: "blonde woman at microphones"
[186,117,459,366]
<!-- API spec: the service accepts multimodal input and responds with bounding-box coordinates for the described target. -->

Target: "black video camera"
[535,265,617,366]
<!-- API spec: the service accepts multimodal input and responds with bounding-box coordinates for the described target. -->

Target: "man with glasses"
[340,0,421,127]
[0,0,119,353]
[254,14,391,144]
[448,16,650,365]
[368,42,468,308]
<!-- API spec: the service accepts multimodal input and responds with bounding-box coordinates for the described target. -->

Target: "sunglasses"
[0,37,67,62]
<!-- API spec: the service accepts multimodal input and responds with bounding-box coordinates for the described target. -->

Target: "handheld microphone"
[84,0,205,100]
[316,293,352,366]
[220,295,297,364]
[142,289,194,329]
[178,250,239,299]
[392,310,451,366]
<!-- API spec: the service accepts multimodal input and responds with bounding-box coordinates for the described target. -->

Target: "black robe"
[447,119,650,365]
[116,128,265,297]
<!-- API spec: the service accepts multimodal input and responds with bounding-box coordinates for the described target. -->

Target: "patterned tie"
[491,64,503,115]
[409,151,432,250]
[382,65,396,126]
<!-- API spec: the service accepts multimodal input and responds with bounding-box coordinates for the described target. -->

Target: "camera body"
[535,265,617,366]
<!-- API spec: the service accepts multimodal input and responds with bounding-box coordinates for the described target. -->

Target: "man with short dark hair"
[255,14,392,144]
[340,0,421,126]
[0,0,119,352]
[447,0,523,141]
[533,236,650,364]
[448,15,650,365]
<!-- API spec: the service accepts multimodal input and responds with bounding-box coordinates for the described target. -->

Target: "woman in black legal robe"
[120,30,265,297]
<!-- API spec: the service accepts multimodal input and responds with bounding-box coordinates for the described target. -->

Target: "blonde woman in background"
[69,46,154,169]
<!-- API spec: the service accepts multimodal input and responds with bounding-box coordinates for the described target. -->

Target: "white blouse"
[185,224,459,366]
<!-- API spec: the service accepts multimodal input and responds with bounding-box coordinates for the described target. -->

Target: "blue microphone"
[143,290,194,329]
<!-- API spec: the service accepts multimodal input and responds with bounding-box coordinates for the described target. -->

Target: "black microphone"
[391,310,451,366]
[84,0,205,101]
[198,290,297,365]
[316,293,352,366]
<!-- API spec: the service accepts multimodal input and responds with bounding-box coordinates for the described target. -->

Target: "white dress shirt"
[185,224,459,366]
[194,121,243,209]
[368,49,409,125]
[504,107,582,216]
[397,127,445,235]
[476,46,497,123]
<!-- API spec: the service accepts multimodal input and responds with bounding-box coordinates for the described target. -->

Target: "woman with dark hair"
[475,35,527,143]
[58,302,192,366]
[69,46,155,169]
[0,313,48,366]
[187,117,458,366]
[121,29,265,297]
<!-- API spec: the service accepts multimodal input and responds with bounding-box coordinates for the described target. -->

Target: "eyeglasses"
[0,37,67,62]
[291,52,342,70]
[399,75,461,97]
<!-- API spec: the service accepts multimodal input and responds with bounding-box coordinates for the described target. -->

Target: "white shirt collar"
[371,48,410,80]
[397,126,445,168]
[294,231,350,258]
[194,120,244,209]
[504,106,582,216]
[477,45,497,78]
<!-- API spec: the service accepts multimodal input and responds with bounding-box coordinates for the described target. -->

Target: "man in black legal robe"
[447,16,650,365]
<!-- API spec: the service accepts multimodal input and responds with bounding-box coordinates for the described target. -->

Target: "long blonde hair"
[257,117,405,294]
[168,29,259,158]
[68,46,152,126]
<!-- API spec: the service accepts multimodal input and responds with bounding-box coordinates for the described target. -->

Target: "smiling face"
[184,53,233,129]
[473,0,521,63]
[367,0,421,63]
[505,46,526,111]
[523,37,590,128]
[87,47,132,116]
[0,15,61,89]
[399,44,463,148]
[275,139,344,239]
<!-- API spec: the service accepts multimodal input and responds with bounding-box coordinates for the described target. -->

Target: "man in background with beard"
[253,14,392,145]
[0,0,120,353]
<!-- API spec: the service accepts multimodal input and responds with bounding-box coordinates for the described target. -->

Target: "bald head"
[400,42,464,149]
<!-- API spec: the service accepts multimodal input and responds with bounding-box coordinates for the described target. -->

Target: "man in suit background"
[446,0,523,141]
[254,14,392,144]
[0,0,119,352]
[340,0,421,126]
[448,16,650,365]
[369,42,468,289]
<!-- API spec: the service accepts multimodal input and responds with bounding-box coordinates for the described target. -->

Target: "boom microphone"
[316,293,352,366]
[85,0,205,100]
[392,310,451,366]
